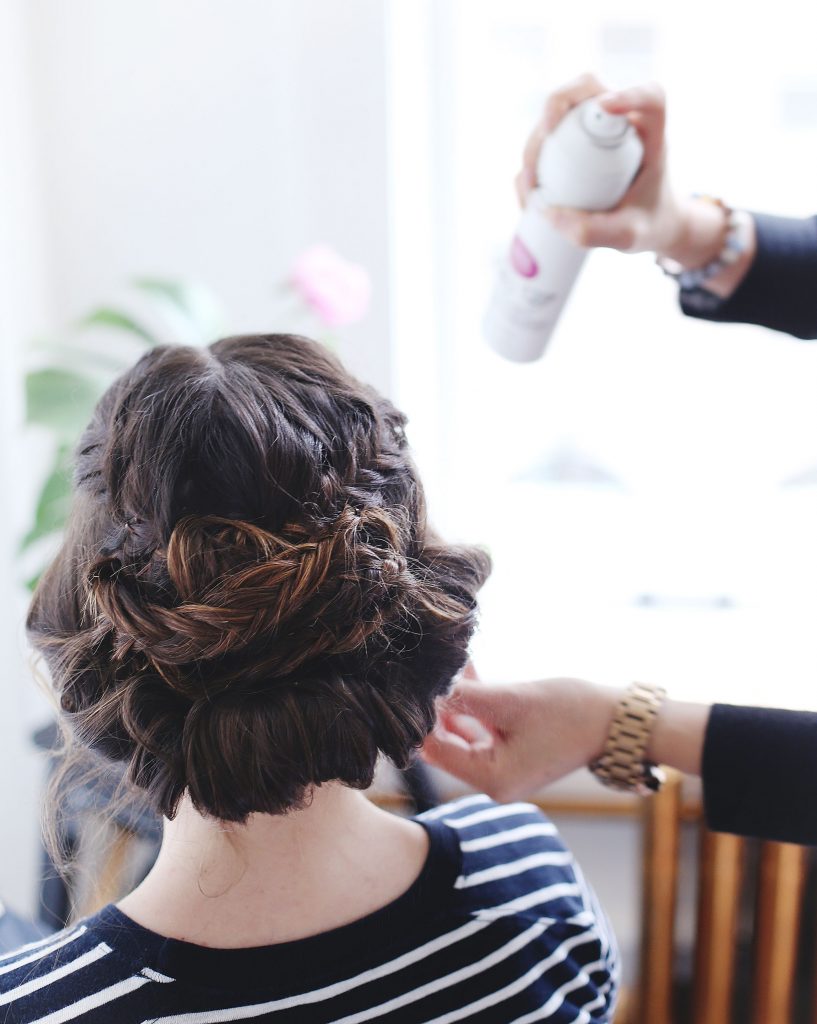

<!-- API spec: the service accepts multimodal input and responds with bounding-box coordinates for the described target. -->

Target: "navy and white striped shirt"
[0,796,618,1023]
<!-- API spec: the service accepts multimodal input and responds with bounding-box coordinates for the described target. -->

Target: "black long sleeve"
[703,703,817,844]
[680,213,817,340]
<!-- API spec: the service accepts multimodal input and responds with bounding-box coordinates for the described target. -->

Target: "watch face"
[641,763,667,794]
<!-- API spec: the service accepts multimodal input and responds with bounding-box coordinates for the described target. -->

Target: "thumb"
[545,206,640,252]
[421,678,508,787]
[442,678,512,732]
[421,713,495,789]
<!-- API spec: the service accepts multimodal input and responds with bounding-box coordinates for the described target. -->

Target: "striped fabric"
[1,797,618,1023]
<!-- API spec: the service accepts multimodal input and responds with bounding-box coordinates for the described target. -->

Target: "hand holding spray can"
[484,98,644,363]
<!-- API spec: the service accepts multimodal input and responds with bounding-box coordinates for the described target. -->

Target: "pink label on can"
[510,235,538,278]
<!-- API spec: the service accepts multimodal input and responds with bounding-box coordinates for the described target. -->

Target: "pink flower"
[290,244,372,328]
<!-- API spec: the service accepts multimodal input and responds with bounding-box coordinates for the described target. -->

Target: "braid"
[88,506,430,685]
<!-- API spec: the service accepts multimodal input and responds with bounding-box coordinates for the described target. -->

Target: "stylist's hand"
[423,673,621,802]
[518,74,686,258]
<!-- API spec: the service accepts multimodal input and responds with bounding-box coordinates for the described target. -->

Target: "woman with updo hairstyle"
[15,335,617,1023]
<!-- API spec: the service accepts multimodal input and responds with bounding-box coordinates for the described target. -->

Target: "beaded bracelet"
[657,196,751,291]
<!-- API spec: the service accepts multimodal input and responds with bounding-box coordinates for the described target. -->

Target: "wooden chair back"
[637,771,811,1024]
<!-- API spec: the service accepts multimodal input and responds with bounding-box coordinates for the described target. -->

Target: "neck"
[118,784,429,948]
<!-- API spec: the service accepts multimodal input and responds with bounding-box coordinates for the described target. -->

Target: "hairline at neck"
[117,782,431,948]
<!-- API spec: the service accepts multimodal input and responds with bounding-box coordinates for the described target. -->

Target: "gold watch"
[589,681,667,795]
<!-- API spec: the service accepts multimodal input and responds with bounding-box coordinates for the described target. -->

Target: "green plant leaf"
[19,446,73,554]
[133,278,195,311]
[31,334,135,375]
[133,278,224,343]
[81,307,160,346]
[24,569,43,593]
[25,368,102,435]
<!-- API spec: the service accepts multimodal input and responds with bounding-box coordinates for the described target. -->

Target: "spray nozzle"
[579,100,630,145]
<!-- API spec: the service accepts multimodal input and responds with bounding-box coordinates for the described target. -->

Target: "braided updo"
[28,335,490,822]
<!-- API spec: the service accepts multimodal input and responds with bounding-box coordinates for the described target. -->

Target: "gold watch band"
[589,681,667,794]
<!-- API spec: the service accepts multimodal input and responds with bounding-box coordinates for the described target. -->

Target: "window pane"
[389,0,817,708]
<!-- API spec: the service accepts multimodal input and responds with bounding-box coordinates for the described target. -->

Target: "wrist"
[658,196,727,269]
[646,698,711,776]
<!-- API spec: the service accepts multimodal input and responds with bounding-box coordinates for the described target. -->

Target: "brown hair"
[28,335,490,822]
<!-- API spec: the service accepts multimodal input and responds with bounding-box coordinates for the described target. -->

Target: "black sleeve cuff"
[703,703,817,845]
[680,212,817,340]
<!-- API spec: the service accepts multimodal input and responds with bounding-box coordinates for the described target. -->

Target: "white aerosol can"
[484,98,644,362]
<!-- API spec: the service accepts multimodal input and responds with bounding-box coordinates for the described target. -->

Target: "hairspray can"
[484,98,644,362]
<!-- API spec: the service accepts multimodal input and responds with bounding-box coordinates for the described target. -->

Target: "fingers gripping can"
[483,99,644,363]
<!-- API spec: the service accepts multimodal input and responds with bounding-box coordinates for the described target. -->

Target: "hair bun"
[29,335,491,825]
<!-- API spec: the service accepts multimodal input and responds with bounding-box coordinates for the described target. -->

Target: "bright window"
[388,0,817,710]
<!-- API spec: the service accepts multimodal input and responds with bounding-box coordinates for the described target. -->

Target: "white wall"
[25,0,392,391]
[0,0,57,920]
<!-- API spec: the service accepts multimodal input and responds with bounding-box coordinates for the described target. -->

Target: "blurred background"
[3,0,817,1012]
